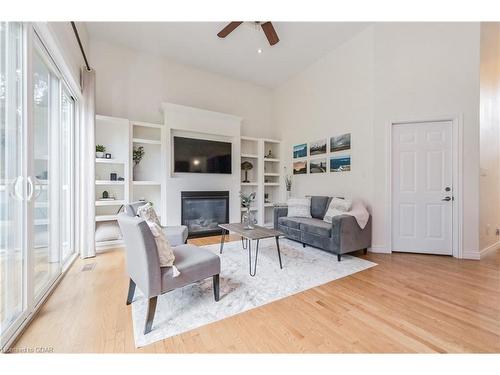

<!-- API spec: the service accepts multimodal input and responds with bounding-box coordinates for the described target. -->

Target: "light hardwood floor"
[12,235,500,353]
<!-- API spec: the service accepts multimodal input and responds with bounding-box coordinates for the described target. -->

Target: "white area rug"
[131,238,376,347]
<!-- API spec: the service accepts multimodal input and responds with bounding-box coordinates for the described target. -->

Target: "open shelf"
[95,158,126,164]
[133,180,161,186]
[132,138,161,145]
[241,153,259,159]
[95,200,125,207]
[95,180,125,185]
[95,214,118,222]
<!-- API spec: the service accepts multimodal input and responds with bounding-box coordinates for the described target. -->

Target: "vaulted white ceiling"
[86,22,371,88]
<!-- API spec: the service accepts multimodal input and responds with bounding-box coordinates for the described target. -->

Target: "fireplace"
[181,191,229,238]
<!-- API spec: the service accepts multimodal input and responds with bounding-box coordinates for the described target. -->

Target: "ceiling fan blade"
[217,22,243,38]
[261,22,279,46]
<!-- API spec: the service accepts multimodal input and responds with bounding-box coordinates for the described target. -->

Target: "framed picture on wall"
[309,158,327,173]
[293,143,307,158]
[309,139,327,156]
[293,160,307,174]
[330,155,351,172]
[330,133,351,152]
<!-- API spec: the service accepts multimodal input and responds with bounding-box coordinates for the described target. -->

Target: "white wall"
[479,22,500,253]
[89,39,275,139]
[273,23,481,257]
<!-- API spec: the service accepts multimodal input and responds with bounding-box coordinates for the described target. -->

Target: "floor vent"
[81,263,96,272]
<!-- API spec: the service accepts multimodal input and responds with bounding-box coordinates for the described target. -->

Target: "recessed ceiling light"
[257,48,263,54]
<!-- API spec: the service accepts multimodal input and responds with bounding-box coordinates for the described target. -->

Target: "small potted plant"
[133,146,145,180]
[96,145,106,158]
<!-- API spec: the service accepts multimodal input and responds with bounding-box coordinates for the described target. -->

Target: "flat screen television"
[173,136,232,174]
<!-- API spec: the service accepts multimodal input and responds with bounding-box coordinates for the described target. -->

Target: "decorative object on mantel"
[241,161,253,183]
[284,167,292,199]
[105,153,112,159]
[239,191,256,229]
[96,144,106,158]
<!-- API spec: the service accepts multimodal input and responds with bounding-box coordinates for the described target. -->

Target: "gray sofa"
[274,196,371,261]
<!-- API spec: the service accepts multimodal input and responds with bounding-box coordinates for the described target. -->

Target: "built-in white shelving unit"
[130,120,167,225]
[94,115,131,250]
[240,136,282,227]
[94,116,167,251]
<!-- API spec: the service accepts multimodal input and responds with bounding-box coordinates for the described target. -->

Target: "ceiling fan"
[217,21,280,46]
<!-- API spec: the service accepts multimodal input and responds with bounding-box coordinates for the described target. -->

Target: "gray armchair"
[117,213,221,334]
[124,201,188,246]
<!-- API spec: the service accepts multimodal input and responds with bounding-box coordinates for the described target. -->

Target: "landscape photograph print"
[330,133,351,152]
[309,139,327,156]
[309,158,327,173]
[330,155,351,172]
[293,143,307,158]
[293,160,307,174]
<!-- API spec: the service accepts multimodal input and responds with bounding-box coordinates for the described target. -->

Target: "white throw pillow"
[287,197,312,218]
[323,198,352,223]
[137,202,180,276]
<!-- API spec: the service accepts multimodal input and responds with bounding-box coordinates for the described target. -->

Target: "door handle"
[27,176,34,201]
[10,176,24,201]
[442,196,452,201]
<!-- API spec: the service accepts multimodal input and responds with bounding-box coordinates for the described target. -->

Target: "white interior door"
[392,121,453,255]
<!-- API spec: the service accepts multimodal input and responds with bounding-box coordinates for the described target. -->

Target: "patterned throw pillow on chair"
[137,202,180,277]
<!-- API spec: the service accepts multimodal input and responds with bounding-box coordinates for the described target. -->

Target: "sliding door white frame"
[1,22,81,352]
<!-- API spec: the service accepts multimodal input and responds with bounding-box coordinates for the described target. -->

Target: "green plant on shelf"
[133,146,145,167]
[96,145,106,152]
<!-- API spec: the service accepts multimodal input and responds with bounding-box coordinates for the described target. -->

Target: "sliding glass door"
[0,23,77,349]
[0,21,26,347]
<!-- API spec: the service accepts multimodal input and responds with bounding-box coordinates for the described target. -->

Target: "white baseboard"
[479,240,500,259]
[462,251,481,260]
[368,246,391,254]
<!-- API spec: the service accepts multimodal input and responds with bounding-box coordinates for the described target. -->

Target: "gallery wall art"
[330,155,351,172]
[309,158,327,173]
[309,139,327,156]
[292,133,351,175]
[293,160,307,174]
[330,133,351,152]
[293,143,307,158]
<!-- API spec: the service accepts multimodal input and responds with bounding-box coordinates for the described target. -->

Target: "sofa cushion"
[278,216,314,230]
[310,196,332,219]
[299,218,332,237]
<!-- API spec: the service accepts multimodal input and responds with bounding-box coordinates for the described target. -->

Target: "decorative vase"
[242,207,255,229]
[286,190,291,200]
[96,152,104,158]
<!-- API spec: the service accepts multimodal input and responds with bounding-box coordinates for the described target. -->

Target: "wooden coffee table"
[218,223,283,277]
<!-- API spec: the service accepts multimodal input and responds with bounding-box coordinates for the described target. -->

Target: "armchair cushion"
[161,244,220,293]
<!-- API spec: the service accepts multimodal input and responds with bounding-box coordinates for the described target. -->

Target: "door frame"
[385,115,463,258]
